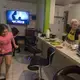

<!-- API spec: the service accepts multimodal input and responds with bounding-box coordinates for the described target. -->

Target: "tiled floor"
[0,47,49,80]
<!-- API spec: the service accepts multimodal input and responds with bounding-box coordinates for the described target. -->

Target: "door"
[64,11,69,32]
[57,18,64,39]
[51,18,64,39]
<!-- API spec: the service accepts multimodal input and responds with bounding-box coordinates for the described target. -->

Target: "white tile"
[42,69,49,80]
[9,51,48,80]
[13,74,21,79]
[7,75,12,80]
[13,77,19,80]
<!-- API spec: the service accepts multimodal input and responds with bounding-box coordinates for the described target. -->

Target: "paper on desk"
[63,41,78,50]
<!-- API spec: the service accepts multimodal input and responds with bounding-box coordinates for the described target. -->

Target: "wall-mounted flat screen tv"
[6,10,30,25]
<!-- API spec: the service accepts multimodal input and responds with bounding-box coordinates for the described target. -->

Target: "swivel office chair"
[24,28,37,50]
[53,65,80,80]
[28,47,55,80]
[24,28,42,62]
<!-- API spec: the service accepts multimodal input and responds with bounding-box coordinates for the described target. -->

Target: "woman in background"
[0,24,18,80]
[66,19,80,43]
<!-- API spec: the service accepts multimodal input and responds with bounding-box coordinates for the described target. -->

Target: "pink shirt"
[0,32,14,54]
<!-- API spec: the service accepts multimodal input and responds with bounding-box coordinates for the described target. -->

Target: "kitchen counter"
[37,36,80,66]
[37,36,80,80]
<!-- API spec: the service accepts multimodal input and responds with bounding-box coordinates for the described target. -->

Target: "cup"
[38,33,41,37]
[62,33,67,41]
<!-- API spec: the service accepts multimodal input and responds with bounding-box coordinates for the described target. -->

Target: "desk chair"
[24,28,42,60]
[28,47,55,80]
[24,36,37,50]
[24,28,37,51]
[53,65,80,80]
[27,44,42,56]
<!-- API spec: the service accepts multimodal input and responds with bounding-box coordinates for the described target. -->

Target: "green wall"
[43,0,51,33]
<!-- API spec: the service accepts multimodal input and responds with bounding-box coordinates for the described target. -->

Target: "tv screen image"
[6,10,30,25]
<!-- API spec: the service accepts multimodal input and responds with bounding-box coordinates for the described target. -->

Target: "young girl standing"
[0,24,18,80]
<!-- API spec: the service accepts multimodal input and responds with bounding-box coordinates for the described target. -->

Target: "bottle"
[46,29,50,38]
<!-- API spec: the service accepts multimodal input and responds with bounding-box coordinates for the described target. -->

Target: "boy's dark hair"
[0,24,8,36]
[11,27,19,36]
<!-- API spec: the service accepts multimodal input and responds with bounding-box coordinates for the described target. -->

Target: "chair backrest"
[25,36,36,45]
[25,28,36,36]
[47,47,55,65]
[53,65,80,80]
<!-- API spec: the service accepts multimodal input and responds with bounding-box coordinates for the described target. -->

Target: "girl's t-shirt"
[0,32,13,54]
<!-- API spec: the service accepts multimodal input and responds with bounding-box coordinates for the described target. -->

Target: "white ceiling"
[56,0,80,5]
[9,0,80,5]
[9,0,37,3]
